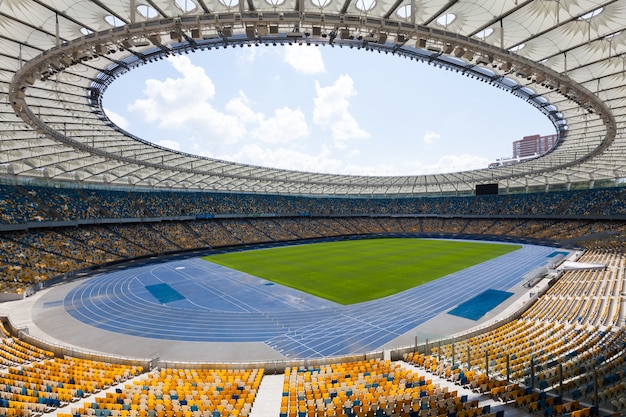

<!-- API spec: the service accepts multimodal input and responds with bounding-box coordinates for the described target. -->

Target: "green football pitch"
[203,238,521,305]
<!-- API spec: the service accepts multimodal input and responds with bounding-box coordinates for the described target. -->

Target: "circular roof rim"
[8,13,616,187]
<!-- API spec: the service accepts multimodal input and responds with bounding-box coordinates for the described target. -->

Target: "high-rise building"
[513,134,559,158]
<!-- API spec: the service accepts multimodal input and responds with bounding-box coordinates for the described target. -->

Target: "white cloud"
[223,144,343,173]
[236,46,267,63]
[423,131,441,147]
[313,74,370,146]
[106,47,544,179]
[127,56,309,147]
[103,107,129,130]
[338,154,491,176]
[131,56,216,116]
[156,140,181,151]
[405,154,491,175]
[218,145,489,177]
[127,56,247,144]
[225,92,309,144]
[283,45,326,74]
[252,107,309,144]
[225,93,261,125]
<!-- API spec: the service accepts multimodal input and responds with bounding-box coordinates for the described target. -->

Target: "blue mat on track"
[448,289,513,321]
[145,283,185,304]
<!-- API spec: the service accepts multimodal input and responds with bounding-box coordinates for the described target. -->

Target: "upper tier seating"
[1,184,625,224]
[2,216,626,294]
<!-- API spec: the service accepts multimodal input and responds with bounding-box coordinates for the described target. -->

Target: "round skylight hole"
[604,31,621,40]
[175,0,197,12]
[475,27,494,40]
[104,15,125,27]
[396,4,412,19]
[218,0,239,8]
[579,7,603,20]
[436,13,456,27]
[356,0,376,12]
[311,0,332,8]
[137,4,159,19]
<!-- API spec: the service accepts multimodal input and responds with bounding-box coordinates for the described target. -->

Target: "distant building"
[513,134,559,158]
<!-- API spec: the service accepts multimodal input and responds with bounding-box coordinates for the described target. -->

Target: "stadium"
[1,0,625,416]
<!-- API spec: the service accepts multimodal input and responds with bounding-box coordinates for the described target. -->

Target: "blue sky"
[103,45,556,175]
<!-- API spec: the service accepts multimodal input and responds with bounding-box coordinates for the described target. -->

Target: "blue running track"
[64,242,557,358]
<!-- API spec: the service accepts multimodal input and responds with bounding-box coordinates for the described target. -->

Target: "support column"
[452,343,455,368]
[485,351,489,378]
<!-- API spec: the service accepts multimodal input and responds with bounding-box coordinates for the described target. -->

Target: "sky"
[103,44,556,176]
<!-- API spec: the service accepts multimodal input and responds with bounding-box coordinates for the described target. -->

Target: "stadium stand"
[1,184,626,294]
[0,320,144,416]
[62,367,264,417]
[2,2,626,416]
[2,184,626,223]
[279,359,494,417]
[405,251,626,415]
[0,183,623,416]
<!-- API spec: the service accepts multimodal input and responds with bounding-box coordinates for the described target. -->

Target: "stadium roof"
[2,0,626,195]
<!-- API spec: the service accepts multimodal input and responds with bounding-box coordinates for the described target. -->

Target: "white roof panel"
[0,0,624,194]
